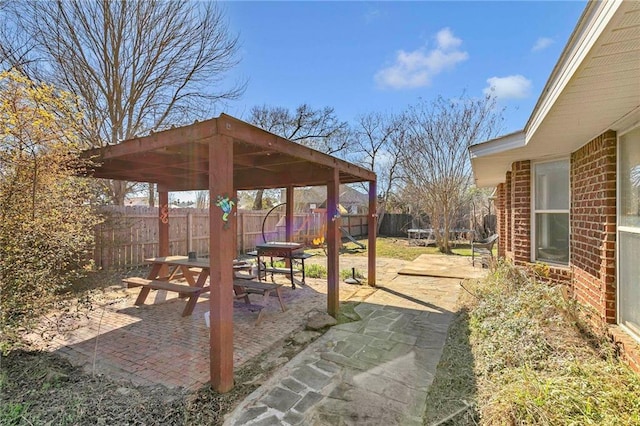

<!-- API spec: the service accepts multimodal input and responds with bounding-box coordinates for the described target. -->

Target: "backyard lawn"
[305,235,475,261]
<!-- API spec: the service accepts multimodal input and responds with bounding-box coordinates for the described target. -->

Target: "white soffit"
[527,0,640,152]
[471,0,640,188]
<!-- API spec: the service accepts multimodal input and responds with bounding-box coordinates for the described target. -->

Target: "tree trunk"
[111,180,127,205]
[148,183,155,207]
[252,189,264,210]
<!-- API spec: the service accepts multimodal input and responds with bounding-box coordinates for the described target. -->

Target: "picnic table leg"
[233,285,251,304]
[177,265,198,298]
[275,286,286,312]
[257,254,263,282]
[135,287,151,306]
[289,258,296,289]
[146,263,163,280]
[182,290,202,317]
[180,265,197,286]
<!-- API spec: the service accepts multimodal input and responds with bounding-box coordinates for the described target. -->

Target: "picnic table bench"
[122,276,208,317]
[232,280,286,325]
[233,279,286,311]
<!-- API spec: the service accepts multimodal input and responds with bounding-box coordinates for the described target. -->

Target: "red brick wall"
[511,161,531,264]
[505,171,512,255]
[496,183,506,258]
[489,130,640,371]
[570,130,617,324]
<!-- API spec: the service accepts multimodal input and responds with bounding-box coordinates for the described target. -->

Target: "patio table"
[252,242,312,289]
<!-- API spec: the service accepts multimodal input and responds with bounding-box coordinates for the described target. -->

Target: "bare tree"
[0,3,35,73]
[248,104,350,210]
[195,191,209,210]
[352,111,405,231]
[401,94,503,253]
[3,0,245,205]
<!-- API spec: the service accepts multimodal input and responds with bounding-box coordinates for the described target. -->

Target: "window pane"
[619,231,640,337]
[535,160,569,210]
[535,213,569,263]
[620,128,640,228]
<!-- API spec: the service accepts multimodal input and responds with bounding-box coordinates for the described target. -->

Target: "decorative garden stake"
[160,204,169,224]
[215,195,236,229]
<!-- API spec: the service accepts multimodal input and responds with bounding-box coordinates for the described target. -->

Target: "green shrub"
[340,268,366,283]
[0,70,100,350]
[304,263,327,279]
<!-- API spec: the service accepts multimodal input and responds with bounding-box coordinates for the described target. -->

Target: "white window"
[618,126,640,339]
[533,160,569,264]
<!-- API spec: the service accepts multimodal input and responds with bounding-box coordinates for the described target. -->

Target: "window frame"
[617,124,640,344]
[531,158,570,265]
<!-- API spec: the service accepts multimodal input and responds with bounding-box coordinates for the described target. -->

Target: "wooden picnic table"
[122,256,213,317]
[123,256,269,318]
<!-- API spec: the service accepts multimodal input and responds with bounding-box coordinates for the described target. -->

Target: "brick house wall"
[505,171,512,255]
[493,130,634,363]
[570,130,617,324]
[496,182,506,258]
[511,161,531,264]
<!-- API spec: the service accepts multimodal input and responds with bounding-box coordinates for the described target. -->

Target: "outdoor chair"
[471,234,499,267]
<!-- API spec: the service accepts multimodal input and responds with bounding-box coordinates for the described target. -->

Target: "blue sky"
[219,1,587,134]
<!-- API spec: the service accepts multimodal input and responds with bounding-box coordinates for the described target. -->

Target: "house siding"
[570,130,617,324]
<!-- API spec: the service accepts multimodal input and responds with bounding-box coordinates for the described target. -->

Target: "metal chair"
[471,234,499,267]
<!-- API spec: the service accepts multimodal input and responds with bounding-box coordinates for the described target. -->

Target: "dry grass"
[464,261,640,425]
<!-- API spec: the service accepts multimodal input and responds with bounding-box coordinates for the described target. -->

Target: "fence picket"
[94,206,369,269]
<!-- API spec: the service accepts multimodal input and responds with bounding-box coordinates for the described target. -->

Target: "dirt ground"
[1,331,320,425]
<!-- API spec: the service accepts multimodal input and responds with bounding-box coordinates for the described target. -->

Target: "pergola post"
[368,180,377,286]
[158,186,170,277]
[158,185,170,257]
[326,169,340,317]
[285,186,294,242]
[208,135,235,393]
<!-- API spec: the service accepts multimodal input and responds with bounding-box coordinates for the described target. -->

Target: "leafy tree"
[0,70,100,348]
[401,94,502,253]
[248,104,350,210]
[2,1,244,205]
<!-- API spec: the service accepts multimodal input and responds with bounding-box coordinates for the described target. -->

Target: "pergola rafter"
[81,113,377,392]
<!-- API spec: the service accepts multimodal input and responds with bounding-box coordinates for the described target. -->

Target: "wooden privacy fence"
[94,206,368,269]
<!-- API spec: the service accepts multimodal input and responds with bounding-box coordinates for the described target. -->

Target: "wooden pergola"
[82,113,377,392]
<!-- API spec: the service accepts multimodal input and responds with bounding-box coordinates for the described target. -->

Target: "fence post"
[239,211,245,253]
[187,212,193,252]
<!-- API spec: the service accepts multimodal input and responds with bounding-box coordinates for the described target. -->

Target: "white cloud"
[436,27,462,50]
[364,8,382,23]
[375,27,468,90]
[532,37,554,52]
[483,75,532,100]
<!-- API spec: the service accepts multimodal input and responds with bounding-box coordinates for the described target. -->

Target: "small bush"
[340,268,366,283]
[304,263,327,279]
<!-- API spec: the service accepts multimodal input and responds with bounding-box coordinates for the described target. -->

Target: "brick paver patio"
[27,272,363,390]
